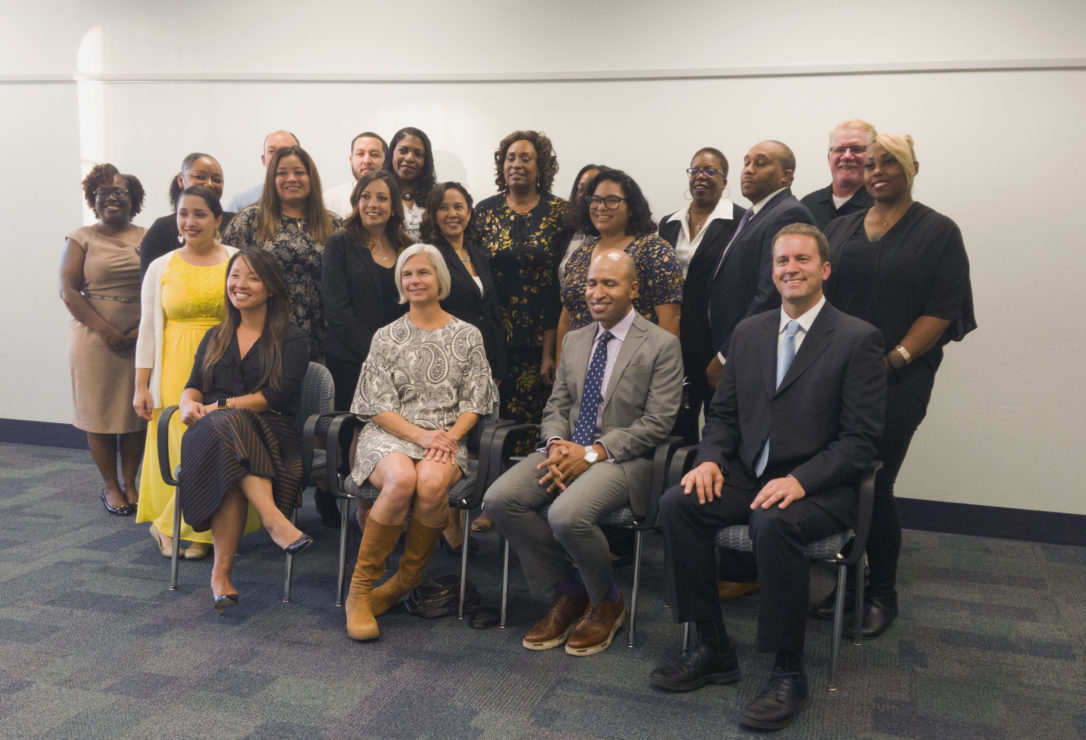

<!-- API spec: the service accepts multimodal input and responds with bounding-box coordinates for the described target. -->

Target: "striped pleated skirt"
[178,409,302,532]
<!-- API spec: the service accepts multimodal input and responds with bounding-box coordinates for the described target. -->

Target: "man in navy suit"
[650,224,886,732]
[705,140,814,390]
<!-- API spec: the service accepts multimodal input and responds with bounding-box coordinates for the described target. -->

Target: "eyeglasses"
[686,168,722,178]
[829,145,867,156]
[95,187,130,199]
[588,195,626,210]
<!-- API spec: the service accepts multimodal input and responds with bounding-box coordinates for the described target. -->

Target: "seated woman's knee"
[415,464,454,506]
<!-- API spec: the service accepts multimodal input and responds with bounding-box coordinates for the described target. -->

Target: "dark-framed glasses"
[686,168,722,178]
[95,187,130,199]
[829,145,867,156]
[588,195,626,210]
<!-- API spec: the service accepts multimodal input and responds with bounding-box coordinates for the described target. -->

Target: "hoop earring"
[682,190,693,201]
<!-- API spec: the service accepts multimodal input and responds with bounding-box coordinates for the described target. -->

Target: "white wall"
[3,1,1084,514]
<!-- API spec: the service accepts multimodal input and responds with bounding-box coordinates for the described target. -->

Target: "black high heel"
[285,534,313,555]
[213,594,239,614]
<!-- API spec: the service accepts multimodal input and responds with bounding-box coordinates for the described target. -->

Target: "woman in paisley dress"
[134,186,244,559]
[343,244,495,642]
[223,146,341,361]
[474,130,566,429]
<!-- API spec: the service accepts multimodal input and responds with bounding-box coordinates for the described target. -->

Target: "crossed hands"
[537,440,593,493]
[417,428,460,465]
[681,461,806,510]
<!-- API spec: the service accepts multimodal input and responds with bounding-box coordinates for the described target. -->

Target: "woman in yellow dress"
[133,186,258,557]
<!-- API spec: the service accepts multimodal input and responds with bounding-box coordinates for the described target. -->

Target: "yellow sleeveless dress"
[136,253,262,541]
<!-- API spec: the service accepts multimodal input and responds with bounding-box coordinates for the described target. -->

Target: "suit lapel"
[601,317,647,411]
[776,306,836,394]
[761,313,780,399]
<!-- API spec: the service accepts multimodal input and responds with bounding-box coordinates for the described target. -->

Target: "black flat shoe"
[739,671,809,731]
[810,587,857,620]
[314,487,341,529]
[285,534,314,555]
[650,643,741,692]
[101,488,134,516]
[213,593,239,615]
[855,595,898,638]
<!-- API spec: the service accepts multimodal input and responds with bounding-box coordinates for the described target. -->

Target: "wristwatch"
[217,397,230,410]
[583,446,600,465]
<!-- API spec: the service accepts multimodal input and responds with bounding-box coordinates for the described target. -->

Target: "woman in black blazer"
[658,147,741,444]
[421,182,505,380]
[322,170,411,411]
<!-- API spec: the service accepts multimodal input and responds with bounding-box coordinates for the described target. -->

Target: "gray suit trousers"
[484,451,630,604]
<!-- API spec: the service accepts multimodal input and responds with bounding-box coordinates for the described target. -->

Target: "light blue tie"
[755,320,801,477]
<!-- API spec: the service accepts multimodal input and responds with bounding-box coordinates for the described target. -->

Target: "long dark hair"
[168,152,220,208]
[563,163,602,231]
[579,168,656,237]
[420,181,478,251]
[342,170,411,251]
[256,146,335,244]
[383,127,436,203]
[200,249,292,394]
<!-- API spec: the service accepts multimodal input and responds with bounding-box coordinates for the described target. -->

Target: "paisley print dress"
[349,314,496,484]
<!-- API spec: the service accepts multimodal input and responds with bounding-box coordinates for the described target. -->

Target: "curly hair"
[420,181,479,252]
[82,163,145,218]
[579,168,655,238]
[255,146,336,244]
[342,170,411,251]
[493,130,559,195]
[383,127,436,204]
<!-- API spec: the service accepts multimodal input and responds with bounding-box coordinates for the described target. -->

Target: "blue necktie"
[571,330,614,446]
[711,207,754,279]
[755,320,800,476]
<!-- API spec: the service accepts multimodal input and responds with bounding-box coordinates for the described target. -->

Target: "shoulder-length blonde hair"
[255,146,336,244]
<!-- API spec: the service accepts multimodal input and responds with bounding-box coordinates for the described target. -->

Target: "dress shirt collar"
[674,198,737,242]
[594,305,636,344]
[750,187,788,215]
[779,295,826,338]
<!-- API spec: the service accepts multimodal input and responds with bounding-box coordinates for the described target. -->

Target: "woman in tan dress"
[59,163,147,515]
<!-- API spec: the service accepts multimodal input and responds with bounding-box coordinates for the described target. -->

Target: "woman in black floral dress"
[223,146,341,361]
[474,130,566,428]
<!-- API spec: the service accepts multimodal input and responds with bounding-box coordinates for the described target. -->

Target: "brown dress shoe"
[718,579,760,599]
[522,593,590,650]
[565,595,625,656]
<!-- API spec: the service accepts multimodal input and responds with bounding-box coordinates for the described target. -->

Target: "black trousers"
[660,480,846,653]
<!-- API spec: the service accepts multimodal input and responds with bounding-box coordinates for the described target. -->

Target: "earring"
[722,188,731,199]
[215,228,222,242]
[682,190,693,201]
[177,234,184,245]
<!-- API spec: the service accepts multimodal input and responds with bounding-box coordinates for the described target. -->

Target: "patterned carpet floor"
[1,441,1084,739]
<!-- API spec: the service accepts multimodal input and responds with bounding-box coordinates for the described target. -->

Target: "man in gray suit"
[485,251,683,656]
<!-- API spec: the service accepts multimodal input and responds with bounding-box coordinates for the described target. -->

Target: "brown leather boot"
[345,517,402,641]
[370,517,443,616]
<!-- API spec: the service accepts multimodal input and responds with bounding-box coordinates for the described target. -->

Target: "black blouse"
[186,324,310,417]
[824,202,976,405]
[435,239,506,378]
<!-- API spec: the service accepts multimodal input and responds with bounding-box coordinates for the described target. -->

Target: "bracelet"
[895,345,912,365]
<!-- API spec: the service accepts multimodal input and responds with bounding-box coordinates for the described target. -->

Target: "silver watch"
[583,446,599,464]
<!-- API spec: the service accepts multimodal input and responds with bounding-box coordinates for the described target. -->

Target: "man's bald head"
[585,250,639,329]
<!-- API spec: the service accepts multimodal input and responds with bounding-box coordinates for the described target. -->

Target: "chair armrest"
[666,444,701,488]
[301,411,340,484]
[637,436,684,529]
[841,461,882,566]
[485,423,540,490]
[157,405,180,487]
[325,413,367,497]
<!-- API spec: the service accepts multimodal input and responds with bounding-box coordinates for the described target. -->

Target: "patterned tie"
[571,330,614,446]
[711,207,754,279]
[755,320,801,476]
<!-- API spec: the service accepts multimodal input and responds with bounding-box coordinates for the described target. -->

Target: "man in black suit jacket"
[650,224,886,732]
[705,140,814,389]
[800,119,877,229]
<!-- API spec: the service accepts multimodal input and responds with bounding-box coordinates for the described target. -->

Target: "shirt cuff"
[594,440,616,463]
[716,352,727,365]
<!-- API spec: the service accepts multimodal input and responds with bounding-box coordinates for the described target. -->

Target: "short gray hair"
[394,244,451,304]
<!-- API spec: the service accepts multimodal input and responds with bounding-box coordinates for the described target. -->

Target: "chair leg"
[336,497,351,607]
[500,537,510,629]
[829,563,847,690]
[457,507,470,620]
[628,529,643,647]
[283,507,297,603]
[853,562,865,647]
[682,622,691,653]
[169,488,182,590]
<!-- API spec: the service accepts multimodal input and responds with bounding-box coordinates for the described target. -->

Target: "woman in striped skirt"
[177,248,314,613]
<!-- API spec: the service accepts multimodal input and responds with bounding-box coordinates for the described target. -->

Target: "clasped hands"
[537,440,597,492]
[416,428,460,465]
[178,398,216,427]
[681,461,807,509]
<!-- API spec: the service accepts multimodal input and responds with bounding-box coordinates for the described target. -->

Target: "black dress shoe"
[285,534,314,555]
[649,643,740,692]
[739,671,809,731]
[810,587,856,620]
[856,595,898,638]
[100,488,135,517]
[314,487,341,529]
